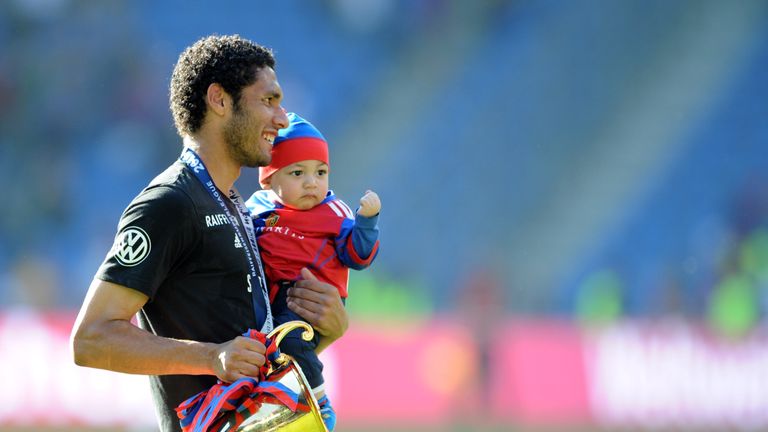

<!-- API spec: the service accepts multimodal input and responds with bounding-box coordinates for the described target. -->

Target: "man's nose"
[274,106,289,129]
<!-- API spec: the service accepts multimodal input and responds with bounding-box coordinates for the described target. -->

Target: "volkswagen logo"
[113,226,152,267]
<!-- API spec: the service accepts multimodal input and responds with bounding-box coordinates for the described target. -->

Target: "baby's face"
[268,160,330,210]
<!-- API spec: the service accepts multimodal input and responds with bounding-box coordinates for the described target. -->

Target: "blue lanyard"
[180,147,273,333]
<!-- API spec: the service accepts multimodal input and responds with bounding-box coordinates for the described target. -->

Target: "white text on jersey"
[205,213,229,227]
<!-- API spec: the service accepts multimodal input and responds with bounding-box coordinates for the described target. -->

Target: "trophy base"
[238,407,323,432]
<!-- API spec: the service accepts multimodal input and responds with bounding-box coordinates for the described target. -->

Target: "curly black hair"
[169,34,276,136]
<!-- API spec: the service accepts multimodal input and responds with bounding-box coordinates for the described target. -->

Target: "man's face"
[223,67,288,168]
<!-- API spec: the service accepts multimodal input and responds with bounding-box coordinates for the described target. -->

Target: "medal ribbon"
[179,147,273,333]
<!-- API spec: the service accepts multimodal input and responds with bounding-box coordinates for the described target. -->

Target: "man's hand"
[288,268,348,351]
[357,190,381,218]
[212,336,266,383]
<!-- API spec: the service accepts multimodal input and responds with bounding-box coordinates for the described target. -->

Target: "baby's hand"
[358,190,381,217]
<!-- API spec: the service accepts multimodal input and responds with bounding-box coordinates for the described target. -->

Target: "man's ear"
[206,83,229,116]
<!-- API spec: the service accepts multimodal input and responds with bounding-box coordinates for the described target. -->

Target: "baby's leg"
[277,322,324,391]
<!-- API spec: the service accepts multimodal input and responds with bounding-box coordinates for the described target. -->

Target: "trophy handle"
[266,321,314,366]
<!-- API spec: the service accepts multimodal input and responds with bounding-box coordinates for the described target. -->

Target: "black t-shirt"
[96,161,263,432]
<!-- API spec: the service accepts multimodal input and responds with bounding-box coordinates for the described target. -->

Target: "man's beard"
[223,103,271,168]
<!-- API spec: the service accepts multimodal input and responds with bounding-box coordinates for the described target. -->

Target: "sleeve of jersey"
[245,190,275,216]
[95,186,198,300]
[335,212,380,270]
[245,190,277,230]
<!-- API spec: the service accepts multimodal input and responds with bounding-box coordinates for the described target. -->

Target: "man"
[70,35,348,432]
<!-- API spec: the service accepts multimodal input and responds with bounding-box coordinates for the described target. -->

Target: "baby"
[246,112,380,431]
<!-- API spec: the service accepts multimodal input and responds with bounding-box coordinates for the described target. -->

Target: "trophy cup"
[215,321,329,432]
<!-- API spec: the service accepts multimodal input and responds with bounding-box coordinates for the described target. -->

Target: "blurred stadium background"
[2,0,768,431]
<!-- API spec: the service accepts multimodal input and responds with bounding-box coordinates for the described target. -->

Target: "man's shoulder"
[127,162,199,215]
[146,161,196,192]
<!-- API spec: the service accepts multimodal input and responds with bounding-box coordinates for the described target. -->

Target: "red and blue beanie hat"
[259,112,329,187]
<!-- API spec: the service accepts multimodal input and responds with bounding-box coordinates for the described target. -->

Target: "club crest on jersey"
[113,226,151,267]
[265,213,280,227]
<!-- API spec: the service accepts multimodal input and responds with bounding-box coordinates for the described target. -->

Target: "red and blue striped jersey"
[246,190,379,299]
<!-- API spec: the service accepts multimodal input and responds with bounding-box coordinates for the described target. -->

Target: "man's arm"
[287,268,349,354]
[70,278,267,383]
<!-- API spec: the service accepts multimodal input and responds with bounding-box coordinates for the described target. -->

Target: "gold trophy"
[216,321,329,431]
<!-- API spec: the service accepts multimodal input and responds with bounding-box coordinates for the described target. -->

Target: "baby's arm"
[335,192,381,269]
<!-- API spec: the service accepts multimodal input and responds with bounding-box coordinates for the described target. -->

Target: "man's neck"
[183,136,241,193]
